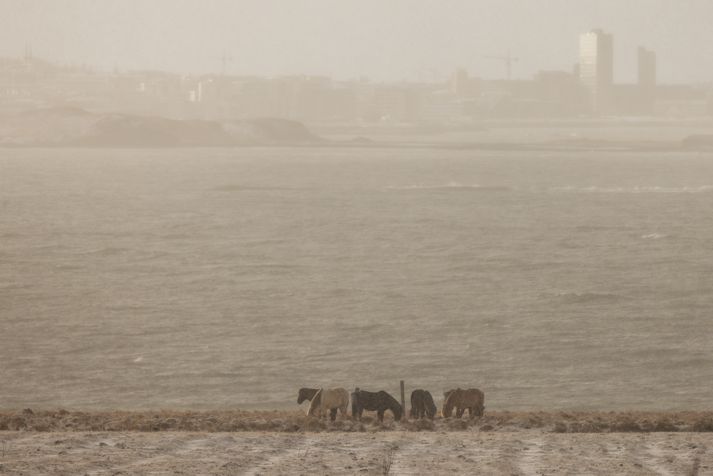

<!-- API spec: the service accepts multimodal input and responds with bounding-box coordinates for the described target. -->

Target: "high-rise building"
[579,29,613,113]
[637,46,656,114]
[637,47,656,89]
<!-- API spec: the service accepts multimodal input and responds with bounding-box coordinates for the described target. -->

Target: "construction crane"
[483,50,519,80]
[215,51,233,76]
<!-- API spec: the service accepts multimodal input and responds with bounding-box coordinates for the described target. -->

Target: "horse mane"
[298,387,319,404]
[424,391,437,417]
[443,388,461,417]
[307,388,323,416]
[380,391,402,416]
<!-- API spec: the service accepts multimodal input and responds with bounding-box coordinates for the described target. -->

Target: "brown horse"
[442,388,485,418]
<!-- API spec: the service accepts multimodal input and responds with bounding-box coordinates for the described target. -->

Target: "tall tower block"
[579,29,613,114]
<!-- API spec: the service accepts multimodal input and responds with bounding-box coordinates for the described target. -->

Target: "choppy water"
[1,147,713,411]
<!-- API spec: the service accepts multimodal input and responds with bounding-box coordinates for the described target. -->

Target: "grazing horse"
[297,387,320,405]
[352,388,403,422]
[442,388,485,419]
[410,389,437,420]
[307,388,349,421]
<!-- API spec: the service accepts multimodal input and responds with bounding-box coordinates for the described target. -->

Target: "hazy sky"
[3,0,713,83]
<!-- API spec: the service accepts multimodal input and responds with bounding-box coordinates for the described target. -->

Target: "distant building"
[638,47,656,89]
[655,84,710,117]
[449,69,478,98]
[637,47,657,114]
[579,29,614,114]
[533,71,587,116]
[361,84,419,123]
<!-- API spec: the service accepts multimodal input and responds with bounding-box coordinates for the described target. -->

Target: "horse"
[307,388,349,421]
[410,389,437,419]
[442,388,485,419]
[351,388,403,422]
[297,387,320,405]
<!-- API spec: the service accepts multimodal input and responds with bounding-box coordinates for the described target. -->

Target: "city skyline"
[3,0,713,83]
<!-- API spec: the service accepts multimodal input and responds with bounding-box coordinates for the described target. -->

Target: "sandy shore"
[1,429,711,475]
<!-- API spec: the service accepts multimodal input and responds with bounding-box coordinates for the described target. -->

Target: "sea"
[1,147,713,411]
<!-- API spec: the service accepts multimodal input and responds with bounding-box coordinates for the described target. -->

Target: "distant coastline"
[2,107,712,151]
[0,107,320,148]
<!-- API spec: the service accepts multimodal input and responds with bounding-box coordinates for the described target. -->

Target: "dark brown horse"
[351,388,403,422]
[297,387,320,405]
[410,389,437,419]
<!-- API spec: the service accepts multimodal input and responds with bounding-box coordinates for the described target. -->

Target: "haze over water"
[1,147,712,411]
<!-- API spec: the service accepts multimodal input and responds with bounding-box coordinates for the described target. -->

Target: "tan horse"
[307,387,349,421]
[442,388,485,418]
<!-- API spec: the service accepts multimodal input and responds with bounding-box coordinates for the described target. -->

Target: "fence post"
[400,380,406,420]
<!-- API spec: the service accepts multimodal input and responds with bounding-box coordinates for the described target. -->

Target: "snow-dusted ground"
[1,430,710,475]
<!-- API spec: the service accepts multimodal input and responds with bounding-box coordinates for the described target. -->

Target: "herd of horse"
[297,387,485,422]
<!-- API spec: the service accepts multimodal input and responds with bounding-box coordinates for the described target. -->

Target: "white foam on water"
[550,185,713,194]
[641,233,667,240]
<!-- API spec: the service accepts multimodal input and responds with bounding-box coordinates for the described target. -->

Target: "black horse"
[351,388,403,422]
[297,387,320,405]
[410,389,437,419]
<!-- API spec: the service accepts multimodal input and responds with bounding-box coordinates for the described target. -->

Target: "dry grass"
[381,445,395,474]
[2,408,713,433]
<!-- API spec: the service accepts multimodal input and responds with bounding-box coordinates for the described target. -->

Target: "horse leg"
[330,408,337,422]
[377,410,384,422]
[456,407,464,418]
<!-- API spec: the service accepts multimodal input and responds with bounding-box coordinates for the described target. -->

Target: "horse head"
[297,388,312,404]
[426,400,437,419]
[392,401,403,421]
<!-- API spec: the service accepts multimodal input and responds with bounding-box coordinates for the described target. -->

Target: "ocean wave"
[543,291,624,304]
[78,247,130,256]
[641,233,667,240]
[386,182,510,192]
[213,185,295,192]
[550,185,713,194]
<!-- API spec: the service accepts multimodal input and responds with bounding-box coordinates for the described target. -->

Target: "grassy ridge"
[2,409,713,433]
